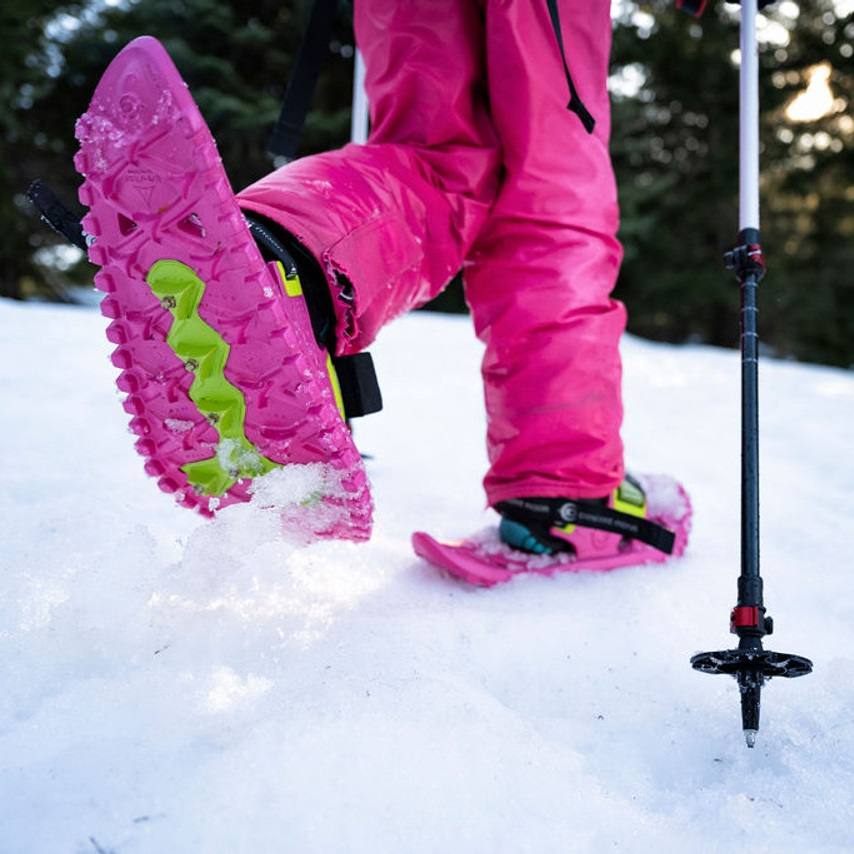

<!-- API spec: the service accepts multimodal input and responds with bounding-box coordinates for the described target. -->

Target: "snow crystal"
[74,89,175,178]
[215,437,265,474]
[164,417,195,433]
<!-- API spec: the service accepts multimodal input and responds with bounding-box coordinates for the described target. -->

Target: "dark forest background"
[2,0,852,366]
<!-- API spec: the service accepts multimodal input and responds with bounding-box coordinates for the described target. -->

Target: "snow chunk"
[216,437,266,474]
[636,472,690,520]
[249,463,354,543]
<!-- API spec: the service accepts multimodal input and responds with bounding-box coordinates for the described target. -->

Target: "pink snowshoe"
[74,36,372,539]
[413,474,691,586]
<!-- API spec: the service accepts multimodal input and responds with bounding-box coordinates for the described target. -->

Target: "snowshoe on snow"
[73,36,375,539]
[412,474,691,586]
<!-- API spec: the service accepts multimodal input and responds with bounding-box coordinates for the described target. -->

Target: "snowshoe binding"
[412,474,691,586]
[73,36,376,540]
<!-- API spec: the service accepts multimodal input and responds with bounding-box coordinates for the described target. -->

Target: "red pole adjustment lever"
[730,606,761,632]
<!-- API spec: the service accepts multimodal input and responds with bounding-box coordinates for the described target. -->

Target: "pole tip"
[744,729,757,748]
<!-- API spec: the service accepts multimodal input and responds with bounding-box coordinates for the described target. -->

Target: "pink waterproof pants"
[237,0,626,505]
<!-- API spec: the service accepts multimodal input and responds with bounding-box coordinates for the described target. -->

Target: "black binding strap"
[331,353,383,418]
[244,214,383,420]
[545,0,596,134]
[27,180,88,252]
[269,0,340,160]
[245,213,299,278]
[496,496,676,555]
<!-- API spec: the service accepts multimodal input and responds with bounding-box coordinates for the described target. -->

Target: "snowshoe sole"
[74,36,371,538]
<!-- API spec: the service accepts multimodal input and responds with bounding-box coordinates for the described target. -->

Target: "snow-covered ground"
[1,298,852,853]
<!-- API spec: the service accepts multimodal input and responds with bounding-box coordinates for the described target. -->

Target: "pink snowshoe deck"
[413,476,692,586]
[74,36,371,539]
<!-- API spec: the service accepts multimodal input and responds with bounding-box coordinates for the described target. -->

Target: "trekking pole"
[689,0,812,748]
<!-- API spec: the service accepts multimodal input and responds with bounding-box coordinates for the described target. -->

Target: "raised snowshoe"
[73,36,376,539]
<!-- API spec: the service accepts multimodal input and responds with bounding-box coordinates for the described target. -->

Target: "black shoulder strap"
[269,0,340,160]
[545,0,596,134]
[271,0,594,155]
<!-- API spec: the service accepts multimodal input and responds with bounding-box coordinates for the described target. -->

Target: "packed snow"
[1,298,852,853]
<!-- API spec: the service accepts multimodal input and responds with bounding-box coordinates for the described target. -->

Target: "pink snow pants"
[237,0,627,505]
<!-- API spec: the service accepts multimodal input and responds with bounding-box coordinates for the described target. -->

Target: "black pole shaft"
[741,274,760,581]
[735,227,765,650]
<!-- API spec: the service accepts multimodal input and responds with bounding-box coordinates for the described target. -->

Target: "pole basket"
[691,648,812,745]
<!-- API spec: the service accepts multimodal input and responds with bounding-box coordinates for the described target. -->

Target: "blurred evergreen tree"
[4,1,852,365]
[1,1,85,300]
[610,0,852,366]
[6,0,354,297]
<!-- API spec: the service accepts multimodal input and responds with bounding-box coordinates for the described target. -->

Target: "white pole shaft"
[739,0,760,231]
[350,48,370,145]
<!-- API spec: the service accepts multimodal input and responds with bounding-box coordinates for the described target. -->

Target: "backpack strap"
[269,0,340,160]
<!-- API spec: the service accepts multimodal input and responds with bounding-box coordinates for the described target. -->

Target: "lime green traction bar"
[146,259,282,496]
